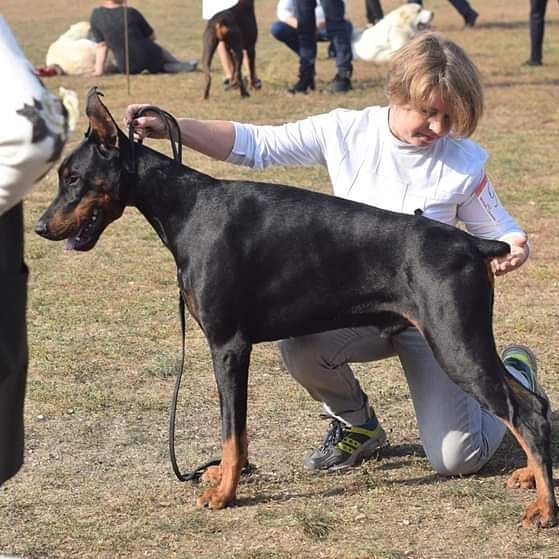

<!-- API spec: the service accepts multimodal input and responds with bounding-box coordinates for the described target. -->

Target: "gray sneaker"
[304,417,387,471]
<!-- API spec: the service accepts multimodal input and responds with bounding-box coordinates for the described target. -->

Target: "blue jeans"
[271,19,352,57]
[295,0,352,79]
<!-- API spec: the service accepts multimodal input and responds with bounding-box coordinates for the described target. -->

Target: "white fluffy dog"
[45,21,97,75]
[352,3,433,62]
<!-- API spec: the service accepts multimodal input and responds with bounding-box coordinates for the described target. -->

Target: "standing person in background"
[90,0,197,76]
[290,0,353,94]
[408,0,478,27]
[271,0,352,60]
[365,0,384,26]
[0,16,69,486]
[524,0,557,65]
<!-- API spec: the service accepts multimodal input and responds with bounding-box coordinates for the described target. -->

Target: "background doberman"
[202,0,258,99]
[35,90,557,528]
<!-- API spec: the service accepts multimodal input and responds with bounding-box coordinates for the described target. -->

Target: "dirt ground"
[1,1,558,557]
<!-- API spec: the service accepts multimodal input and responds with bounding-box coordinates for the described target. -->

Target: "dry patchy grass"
[1,0,558,557]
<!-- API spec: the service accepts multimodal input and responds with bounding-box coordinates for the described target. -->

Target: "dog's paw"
[521,497,558,528]
[196,487,235,510]
[507,467,536,490]
[201,464,222,486]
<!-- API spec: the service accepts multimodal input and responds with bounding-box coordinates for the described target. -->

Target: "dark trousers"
[0,203,28,486]
[271,19,352,55]
[296,0,352,79]
[529,0,548,62]
[365,0,384,24]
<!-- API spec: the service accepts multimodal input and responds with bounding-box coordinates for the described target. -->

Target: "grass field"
[1,0,558,557]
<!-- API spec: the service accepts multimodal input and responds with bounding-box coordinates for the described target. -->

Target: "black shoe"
[322,72,352,94]
[287,76,315,95]
[464,10,478,27]
[522,58,543,66]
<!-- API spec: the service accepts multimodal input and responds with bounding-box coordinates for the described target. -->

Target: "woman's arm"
[94,42,108,76]
[125,105,235,160]
[124,104,332,168]
[459,175,529,275]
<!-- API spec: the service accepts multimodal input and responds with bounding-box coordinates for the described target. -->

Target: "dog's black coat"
[35,91,557,527]
[202,0,258,99]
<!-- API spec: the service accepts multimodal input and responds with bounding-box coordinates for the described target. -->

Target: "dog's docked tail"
[471,236,510,258]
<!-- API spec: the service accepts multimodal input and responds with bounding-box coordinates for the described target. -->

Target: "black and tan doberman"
[202,0,258,99]
[35,90,557,527]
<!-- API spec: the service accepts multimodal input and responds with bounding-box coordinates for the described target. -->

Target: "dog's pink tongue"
[64,238,76,250]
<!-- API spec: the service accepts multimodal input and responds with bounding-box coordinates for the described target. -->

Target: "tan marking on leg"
[200,464,222,486]
[502,420,557,527]
[196,432,248,510]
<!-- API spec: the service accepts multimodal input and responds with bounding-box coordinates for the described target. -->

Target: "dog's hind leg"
[196,335,251,509]
[244,44,260,90]
[202,26,219,100]
[221,27,249,98]
[500,377,557,527]
[427,330,557,527]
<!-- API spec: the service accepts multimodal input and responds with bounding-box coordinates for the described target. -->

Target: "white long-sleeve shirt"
[276,0,326,25]
[0,16,68,215]
[202,0,239,20]
[228,106,524,242]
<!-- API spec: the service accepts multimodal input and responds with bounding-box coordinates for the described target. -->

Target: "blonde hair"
[386,32,483,138]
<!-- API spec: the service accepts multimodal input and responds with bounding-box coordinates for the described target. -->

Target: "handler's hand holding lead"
[493,236,529,276]
[124,104,167,141]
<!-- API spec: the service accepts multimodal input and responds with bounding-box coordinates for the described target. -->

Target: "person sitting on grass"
[271,0,352,60]
[90,0,197,76]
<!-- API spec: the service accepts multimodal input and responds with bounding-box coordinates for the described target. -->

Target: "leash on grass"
[128,106,221,482]
[169,293,222,481]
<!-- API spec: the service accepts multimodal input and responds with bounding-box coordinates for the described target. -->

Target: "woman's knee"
[425,431,492,477]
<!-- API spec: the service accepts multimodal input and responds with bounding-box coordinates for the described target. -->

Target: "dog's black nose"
[34,219,49,237]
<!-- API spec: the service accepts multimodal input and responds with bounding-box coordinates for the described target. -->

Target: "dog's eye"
[98,144,112,158]
[67,174,80,186]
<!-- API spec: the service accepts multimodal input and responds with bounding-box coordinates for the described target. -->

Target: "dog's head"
[393,4,433,33]
[35,88,131,251]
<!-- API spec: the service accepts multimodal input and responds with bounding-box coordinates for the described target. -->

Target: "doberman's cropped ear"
[85,87,119,149]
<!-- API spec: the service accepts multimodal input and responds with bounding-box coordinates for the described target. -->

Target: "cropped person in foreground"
[0,16,69,485]
[124,32,546,477]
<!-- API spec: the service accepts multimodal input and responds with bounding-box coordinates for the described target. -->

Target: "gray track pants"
[279,326,507,476]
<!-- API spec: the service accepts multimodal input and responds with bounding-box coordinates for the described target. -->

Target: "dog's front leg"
[196,337,251,509]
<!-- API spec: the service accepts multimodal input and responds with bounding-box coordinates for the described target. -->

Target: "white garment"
[276,0,325,25]
[229,106,525,242]
[0,16,68,215]
[202,0,239,20]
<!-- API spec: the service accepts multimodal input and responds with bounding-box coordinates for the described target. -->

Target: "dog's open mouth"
[65,207,104,251]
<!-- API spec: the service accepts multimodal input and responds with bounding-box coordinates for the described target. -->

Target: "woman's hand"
[124,104,169,141]
[493,235,530,276]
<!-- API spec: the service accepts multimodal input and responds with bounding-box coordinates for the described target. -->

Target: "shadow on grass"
[485,79,559,89]
[235,410,559,507]
[474,18,559,31]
